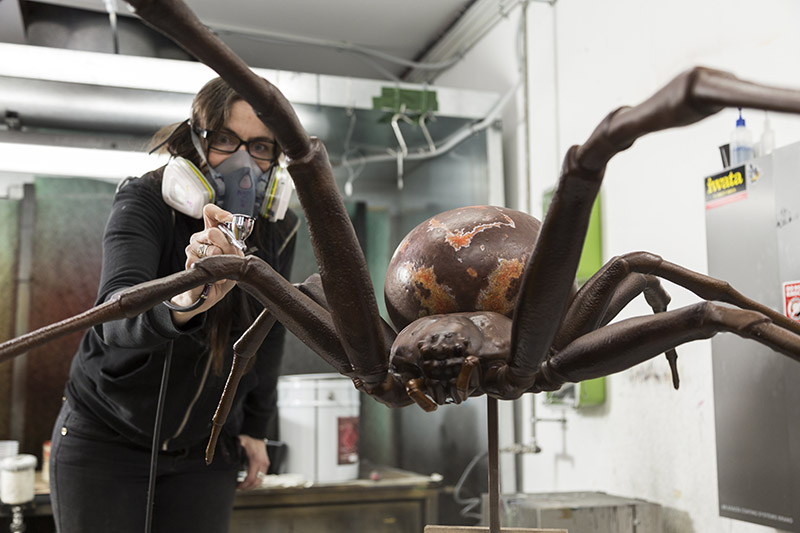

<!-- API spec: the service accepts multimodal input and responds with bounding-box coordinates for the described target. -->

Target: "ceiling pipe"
[351,76,520,169]
[404,0,528,83]
[214,25,463,74]
[0,76,192,134]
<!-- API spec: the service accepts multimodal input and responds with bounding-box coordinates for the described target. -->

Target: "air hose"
[144,340,173,533]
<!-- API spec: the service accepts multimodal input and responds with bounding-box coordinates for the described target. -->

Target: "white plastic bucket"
[278,373,360,483]
[0,454,37,505]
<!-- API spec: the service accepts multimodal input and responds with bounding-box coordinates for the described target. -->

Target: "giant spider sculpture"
[3,0,800,474]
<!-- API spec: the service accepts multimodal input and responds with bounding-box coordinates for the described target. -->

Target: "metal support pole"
[487,396,499,533]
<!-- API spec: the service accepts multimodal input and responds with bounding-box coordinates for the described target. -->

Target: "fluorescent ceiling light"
[0,43,499,118]
[0,142,169,180]
[0,43,213,94]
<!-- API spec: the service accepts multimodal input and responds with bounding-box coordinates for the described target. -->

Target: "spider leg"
[0,255,355,377]
[0,252,384,462]
[599,274,684,387]
[206,309,276,465]
[664,350,680,389]
[610,250,800,388]
[554,259,681,388]
[127,0,389,387]
[607,252,800,335]
[509,67,800,379]
[233,268,353,376]
[536,302,800,391]
[297,273,398,350]
[603,275,670,326]
[552,250,800,389]
[209,272,406,461]
[601,274,681,389]
[0,260,224,363]
[405,378,438,412]
[556,264,672,346]
[127,0,309,156]
[455,355,481,402]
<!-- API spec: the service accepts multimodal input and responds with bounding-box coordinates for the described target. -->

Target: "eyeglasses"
[194,127,277,161]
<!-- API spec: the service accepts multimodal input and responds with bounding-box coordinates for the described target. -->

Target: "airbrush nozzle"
[219,214,256,251]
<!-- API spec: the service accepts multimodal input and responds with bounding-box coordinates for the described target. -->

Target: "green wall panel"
[22,177,115,455]
[543,188,604,283]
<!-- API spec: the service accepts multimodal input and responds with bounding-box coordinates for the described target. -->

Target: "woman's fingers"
[169,204,247,323]
[184,229,243,269]
[203,203,232,229]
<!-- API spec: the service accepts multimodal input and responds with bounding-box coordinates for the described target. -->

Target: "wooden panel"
[231,500,424,533]
[425,526,568,533]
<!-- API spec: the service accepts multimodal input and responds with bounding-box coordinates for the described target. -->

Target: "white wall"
[437,0,800,531]
[438,7,528,212]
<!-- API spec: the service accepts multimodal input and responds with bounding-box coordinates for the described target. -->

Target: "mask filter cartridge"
[161,157,215,219]
[259,165,293,222]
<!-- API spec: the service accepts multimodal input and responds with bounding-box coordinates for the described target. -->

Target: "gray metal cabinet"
[481,492,663,532]
[705,141,800,531]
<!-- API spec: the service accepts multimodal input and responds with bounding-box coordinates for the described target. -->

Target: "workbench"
[0,465,441,533]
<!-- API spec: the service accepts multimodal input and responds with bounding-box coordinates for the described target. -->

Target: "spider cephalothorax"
[389,311,513,407]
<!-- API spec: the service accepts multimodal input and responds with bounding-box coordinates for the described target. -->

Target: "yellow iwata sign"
[704,165,747,210]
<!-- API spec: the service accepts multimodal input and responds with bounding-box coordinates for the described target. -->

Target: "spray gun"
[219,214,256,251]
[164,214,256,313]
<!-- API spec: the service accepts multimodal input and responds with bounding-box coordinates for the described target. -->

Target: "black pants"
[50,400,240,533]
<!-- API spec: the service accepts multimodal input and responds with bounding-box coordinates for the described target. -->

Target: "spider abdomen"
[384,206,541,331]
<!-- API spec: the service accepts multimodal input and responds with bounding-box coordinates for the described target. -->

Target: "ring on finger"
[196,243,208,258]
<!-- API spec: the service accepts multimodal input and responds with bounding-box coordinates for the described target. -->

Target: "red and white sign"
[783,281,800,322]
[337,416,359,465]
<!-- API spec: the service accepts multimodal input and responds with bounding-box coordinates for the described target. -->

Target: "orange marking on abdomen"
[410,265,458,316]
[477,258,525,315]
[428,213,516,252]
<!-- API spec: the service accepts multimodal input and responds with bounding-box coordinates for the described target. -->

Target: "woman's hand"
[169,204,244,325]
[237,434,270,490]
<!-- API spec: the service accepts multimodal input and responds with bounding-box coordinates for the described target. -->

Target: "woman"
[48,77,298,533]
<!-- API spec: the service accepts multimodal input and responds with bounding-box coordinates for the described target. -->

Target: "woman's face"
[206,100,276,173]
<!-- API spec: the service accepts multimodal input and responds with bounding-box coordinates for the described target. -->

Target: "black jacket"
[65,168,298,454]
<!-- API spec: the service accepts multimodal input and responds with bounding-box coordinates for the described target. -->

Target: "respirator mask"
[161,125,293,221]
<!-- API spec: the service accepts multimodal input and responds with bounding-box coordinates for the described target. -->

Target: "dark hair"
[150,77,282,170]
